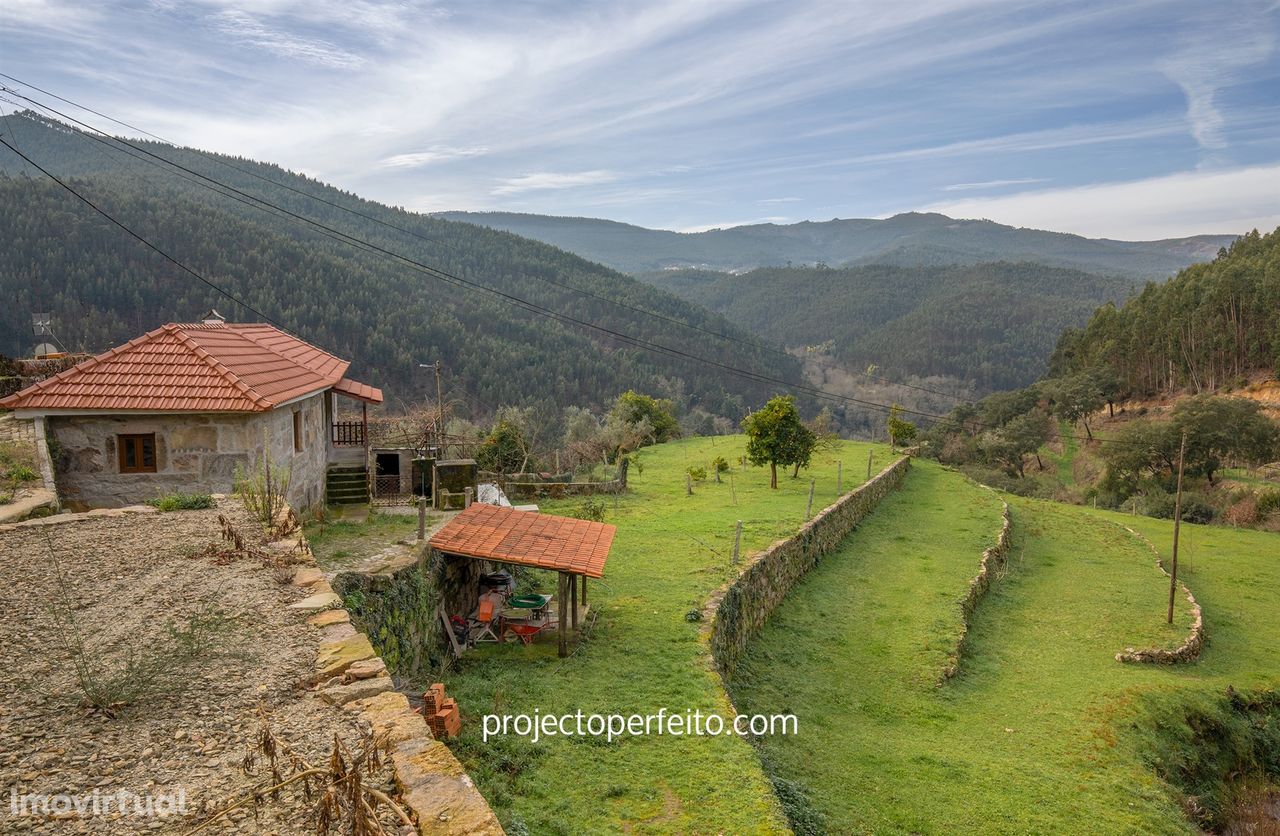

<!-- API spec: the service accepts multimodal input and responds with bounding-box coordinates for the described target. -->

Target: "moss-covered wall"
[705,456,911,679]
[333,552,442,679]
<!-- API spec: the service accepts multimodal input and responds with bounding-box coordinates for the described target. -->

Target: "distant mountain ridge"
[434,210,1236,278]
[0,111,799,423]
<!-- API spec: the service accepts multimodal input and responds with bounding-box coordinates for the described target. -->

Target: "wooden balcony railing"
[331,421,366,446]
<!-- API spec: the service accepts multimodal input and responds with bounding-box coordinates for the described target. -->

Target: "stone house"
[0,319,382,511]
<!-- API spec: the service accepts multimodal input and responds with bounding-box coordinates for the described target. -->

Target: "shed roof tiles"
[429,503,616,578]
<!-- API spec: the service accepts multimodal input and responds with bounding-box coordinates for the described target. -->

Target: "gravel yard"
[0,500,406,834]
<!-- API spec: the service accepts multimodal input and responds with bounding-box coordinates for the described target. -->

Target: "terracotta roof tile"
[0,323,383,412]
[428,504,616,578]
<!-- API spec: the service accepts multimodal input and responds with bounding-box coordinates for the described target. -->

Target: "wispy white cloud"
[380,146,489,168]
[491,170,619,196]
[1158,10,1275,153]
[0,0,98,28]
[207,9,364,68]
[924,164,1280,239]
[941,178,1048,191]
[3,0,1278,236]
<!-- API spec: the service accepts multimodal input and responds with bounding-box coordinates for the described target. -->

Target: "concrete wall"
[704,456,911,679]
[48,392,328,511]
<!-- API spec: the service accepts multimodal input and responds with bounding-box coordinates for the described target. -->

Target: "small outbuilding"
[429,503,616,656]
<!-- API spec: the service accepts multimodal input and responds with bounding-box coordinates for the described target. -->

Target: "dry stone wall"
[1115,524,1205,665]
[703,456,911,679]
[938,494,1012,683]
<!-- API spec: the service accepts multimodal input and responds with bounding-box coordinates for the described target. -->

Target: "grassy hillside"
[438,211,1232,278]
[644,262,1137,392]
[437,436,892,834]
[0,111,799,420]
[732,465,1280,834]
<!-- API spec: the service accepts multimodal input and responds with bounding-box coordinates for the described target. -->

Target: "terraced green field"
[733,461,1280,834]
[440,436,893,834]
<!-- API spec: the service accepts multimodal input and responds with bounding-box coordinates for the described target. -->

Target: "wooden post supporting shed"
[428,504,616,657]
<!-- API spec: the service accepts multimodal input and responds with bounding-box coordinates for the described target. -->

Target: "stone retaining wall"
[331,550,452,681]
[286,520,504,834]
[702,456,911,679]
[1115,524,1205,665]
[938,494,1012,683]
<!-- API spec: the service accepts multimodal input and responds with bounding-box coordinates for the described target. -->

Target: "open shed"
[428,503,616,656]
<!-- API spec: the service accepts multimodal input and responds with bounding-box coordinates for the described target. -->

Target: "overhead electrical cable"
[0,74,970,404]
[0,88,1225,450]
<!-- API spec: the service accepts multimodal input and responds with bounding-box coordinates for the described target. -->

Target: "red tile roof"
[429,503,616,578]
[332,376,383,404]
[0,323,383,412]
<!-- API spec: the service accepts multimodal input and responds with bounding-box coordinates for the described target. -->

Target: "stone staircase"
[326,465,369,505]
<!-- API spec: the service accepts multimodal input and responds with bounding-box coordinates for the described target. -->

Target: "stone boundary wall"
[702,456,911,680]
[484,457,629,501]
[1114,524,1205,665]
[0,502,504,834]
[502,478,625,500]
[938,494,1012,683]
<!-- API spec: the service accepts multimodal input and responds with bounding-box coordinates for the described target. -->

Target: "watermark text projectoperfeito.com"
[483,708,797,744]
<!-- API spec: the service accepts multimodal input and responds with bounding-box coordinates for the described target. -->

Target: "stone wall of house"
[47,392,328,510]
[703,456,911,679]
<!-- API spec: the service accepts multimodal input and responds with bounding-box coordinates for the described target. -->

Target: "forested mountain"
[644,262,1138,392]
[1050,227,1280,397]
[921,228,1280,527]
[436,210,1234,277]
[0,111,798,422]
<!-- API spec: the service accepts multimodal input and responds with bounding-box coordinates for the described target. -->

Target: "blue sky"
[2,0,1278,238]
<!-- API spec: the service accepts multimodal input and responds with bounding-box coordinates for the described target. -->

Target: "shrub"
[1144,491,1217,524]
[1257,490,1280,517]
[1224,496,1259,527]
[0,440,39,502]
[146,492,215,512]
[575,497,606,522]
[687,466,707,482]
[235,437,291,526]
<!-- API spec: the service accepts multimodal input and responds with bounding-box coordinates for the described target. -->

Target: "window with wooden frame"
[293,411,303,452]
[118,433,157,473]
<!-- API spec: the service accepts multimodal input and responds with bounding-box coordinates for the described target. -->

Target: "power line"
[0,89,1236,452]
[0,74,970,404]
[0,98,954,425]
[0,135,285,328]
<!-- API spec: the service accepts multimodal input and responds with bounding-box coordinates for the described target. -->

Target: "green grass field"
[438,436,893,834]
[731,459,1280,834]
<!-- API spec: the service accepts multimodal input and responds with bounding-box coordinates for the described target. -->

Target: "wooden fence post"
[417,497,427,541]
[732,520,742,565]
[837,460,843,494]
[558,572,568,657]
[571,571,579,630]
[866,450,873,480]
[806,478,815,519]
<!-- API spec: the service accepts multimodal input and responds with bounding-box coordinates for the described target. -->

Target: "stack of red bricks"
[420,682,461,739]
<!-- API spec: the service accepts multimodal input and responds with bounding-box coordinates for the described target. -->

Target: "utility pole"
[419,361,445,450]
[1168,430,1188,625]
